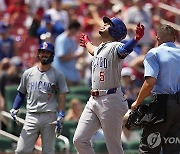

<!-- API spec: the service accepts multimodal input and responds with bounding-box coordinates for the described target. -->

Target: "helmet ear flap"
[108,27,116,40]
[108,26,125,41]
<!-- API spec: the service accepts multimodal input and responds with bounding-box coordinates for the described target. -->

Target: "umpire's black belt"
[91,88,118,97]
[155,92,179,100]
[154,91,180,104]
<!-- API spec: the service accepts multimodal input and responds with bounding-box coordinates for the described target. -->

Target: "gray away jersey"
[17,66,69,113]
[92,41,124,90]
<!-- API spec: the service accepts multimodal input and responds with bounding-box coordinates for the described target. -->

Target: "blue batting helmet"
[38,42,54,64]
[38,42,54,53]
[103,16,127,41]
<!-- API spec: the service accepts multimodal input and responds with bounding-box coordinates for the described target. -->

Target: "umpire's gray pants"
[73,93,128,154]
[15,112,57,154]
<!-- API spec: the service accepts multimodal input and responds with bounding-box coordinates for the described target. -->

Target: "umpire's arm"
[131,77,156,110]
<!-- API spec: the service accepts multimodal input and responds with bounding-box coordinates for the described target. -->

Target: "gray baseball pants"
[15,112,57,154]
[73,93,128,154]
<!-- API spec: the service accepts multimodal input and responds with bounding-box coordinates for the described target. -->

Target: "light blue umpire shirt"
[144,42,180,94]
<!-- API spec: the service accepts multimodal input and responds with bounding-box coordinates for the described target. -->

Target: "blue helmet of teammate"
[38,42,54,64]
[38,41,54,53]
[103,16,127,41]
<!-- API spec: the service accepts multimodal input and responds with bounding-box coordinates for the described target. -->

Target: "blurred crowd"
[0,0,179,150]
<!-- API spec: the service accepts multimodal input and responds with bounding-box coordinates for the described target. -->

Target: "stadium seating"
[69,85,91,97]
[124,149,139,154]
[4,85,23,135]
[69,128,77,153]
[93,140,108,153]
[0,136,14,152]
[5,85,19,112]
[55,138,67,153]
[61,121,78,140]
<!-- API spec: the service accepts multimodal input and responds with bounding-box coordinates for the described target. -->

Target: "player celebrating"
[10,42,69,154]
[73,16,144,154]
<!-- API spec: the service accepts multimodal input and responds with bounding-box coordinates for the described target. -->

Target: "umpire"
[131,24,180,154]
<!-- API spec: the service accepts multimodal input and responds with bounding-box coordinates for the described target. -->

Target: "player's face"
[99,22,111,36]
[38,50,52,65]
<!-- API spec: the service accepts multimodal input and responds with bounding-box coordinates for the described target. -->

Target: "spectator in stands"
[6,0,28,26]
[27,7,44,37]
[36,13,64,44]
[0,0,7,12]
[52,20,86,86]
[81,4,102,35]
[0,22,18,61]
[111,2,124,19]
[129,44,151,87]
[122,49,139,68]
[25,0,50,16]
[45,0,69,30]
[0,58,10,112]
[123,0,154,47]
[121,67,140,108]
[64,98,83,122]
[25,0,54,36]
[111,0,134,24]
[0,58,10,130]
[0,57,22,130]
[0,57,22,106]
[10,56,24,77]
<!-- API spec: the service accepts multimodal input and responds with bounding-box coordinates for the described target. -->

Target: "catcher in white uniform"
[10,42,69,154]
[73,16,144,154]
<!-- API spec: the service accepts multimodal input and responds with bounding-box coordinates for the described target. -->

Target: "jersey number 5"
[99,71,105,82]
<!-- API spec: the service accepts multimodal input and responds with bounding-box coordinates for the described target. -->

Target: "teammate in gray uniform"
[10,42,69,154]
[73,16,144,154]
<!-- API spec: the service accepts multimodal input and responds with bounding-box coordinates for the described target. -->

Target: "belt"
[91,88,117,97]
[155,92,180,101]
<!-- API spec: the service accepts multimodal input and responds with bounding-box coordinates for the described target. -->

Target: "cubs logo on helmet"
[103,16,127,41]
[38,42,54,54]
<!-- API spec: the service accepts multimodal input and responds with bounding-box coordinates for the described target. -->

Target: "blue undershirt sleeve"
[13,91,25,110]
[117,38,137,59]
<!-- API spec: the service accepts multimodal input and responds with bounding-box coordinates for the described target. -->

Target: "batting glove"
[50,111,65,137]
[135,23,145,42]
[79,33,91,47]
[10,108,19,124]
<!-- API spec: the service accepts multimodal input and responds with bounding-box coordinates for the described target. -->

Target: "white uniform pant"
[15,112,57,154]
[73,93,128,154]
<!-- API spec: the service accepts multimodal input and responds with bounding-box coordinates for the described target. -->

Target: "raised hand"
[135,23,145,42]
[79,33,91,47]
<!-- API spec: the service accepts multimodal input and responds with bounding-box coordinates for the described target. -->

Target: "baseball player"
[131,25,180,153]
[10,42,69,154]
[73,16,144,154]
